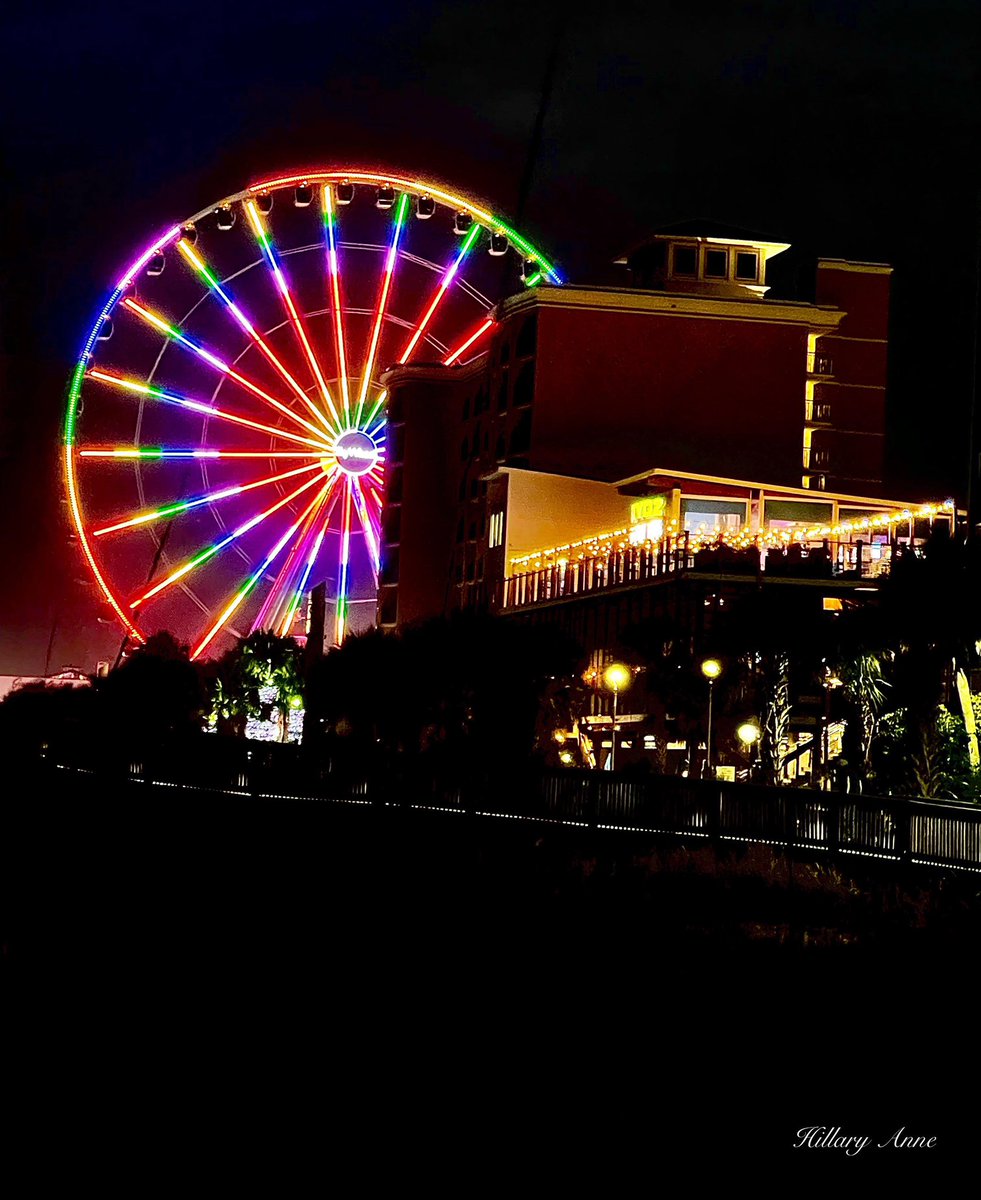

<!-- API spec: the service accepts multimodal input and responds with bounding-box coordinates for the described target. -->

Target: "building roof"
[615,219,792,264]
[613,466,938,510]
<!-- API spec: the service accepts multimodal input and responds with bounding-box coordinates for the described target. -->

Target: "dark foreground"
[3,764,977,1176]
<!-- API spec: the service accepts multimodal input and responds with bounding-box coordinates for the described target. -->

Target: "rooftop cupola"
[616,224,790,298]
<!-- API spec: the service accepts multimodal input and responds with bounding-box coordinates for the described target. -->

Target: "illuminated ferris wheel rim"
[64,166,562,659]
[102,168,561,294]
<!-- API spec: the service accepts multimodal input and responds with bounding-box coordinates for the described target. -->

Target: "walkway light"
[603,662,632,772]
[701,657,722,774]
[737,721,761,747]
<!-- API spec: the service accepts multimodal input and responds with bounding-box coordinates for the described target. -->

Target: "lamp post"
[603,662,631,772]
[701,658,722,776]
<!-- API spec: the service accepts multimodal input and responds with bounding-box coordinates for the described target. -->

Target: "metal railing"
[499,533,896,611]
[46,752,981,874]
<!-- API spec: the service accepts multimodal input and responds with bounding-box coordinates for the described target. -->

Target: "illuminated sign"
[333,429,379,476]
[629,495,666,524]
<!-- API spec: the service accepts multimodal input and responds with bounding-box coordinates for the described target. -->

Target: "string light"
[509,499,956,574]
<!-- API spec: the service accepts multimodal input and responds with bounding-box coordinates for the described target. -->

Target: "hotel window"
[672,245,697,276]
[516,313,538,358]
[513,361,535,408]
[704,248,728,278]
[489,511,504,548]
[681,498,747,535]
[380,548,399,586]
[510,408,532,455]
[735,251,759,281]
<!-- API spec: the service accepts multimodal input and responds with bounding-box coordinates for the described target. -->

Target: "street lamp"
[701,657,722,776]
[603,661,632,772]
[736,720,761,779]
[736,720,761,748]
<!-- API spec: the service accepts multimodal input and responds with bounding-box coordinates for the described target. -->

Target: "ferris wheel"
[65,168,561,660]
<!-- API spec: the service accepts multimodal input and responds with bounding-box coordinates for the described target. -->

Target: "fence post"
[784,790,796,853]
[894,799,911,864]
[706,779,721,845]
[826,794,839,857]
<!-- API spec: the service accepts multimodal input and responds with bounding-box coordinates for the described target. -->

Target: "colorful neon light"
[242,204,340,432]
[123,298,328,442]
[357,192,409,425]
[334,479,354,645]
[66,167,561,656]
[350,477,380,577]
[93,462,321,537]
[192,478,335,660]
[80,448,327,459]
[250,485,332,634]
[278,502,335,637]
[177,237,324,429]
[399,223,480,363]
[322,184,352,420]
[444,318,495,365]
[87,369,331,450]
[131,471,328,609]
[252,171,562,283]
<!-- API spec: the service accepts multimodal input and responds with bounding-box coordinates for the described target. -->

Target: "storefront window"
[681,498,747,535]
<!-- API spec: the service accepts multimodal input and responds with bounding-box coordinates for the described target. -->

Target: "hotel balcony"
[806,352,835,380]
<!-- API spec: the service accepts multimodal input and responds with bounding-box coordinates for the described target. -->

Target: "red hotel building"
[378,229,894,630]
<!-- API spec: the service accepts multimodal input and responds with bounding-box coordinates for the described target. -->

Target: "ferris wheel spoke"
[356,192,410,427]
[87,369,332,450]
[361,390,387,435]
[334,478,355,646]
[80,448,328,460]
[92,462,322,538]
[363,479,384,511]
[177,238,334,437]
[322,185,352,423]
[444,317,495,365]
[350,476,380,580]
[130,470,327,610]
[251,474,341,634]
[398,224,481,364]
[191,477,335,661]
[122,298,327,443]
[242,201,341,434]
[277,497,338,637]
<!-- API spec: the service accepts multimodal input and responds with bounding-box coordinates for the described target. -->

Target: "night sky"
[1,0,977,675]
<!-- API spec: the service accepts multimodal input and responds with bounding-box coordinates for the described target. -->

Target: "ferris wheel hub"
[330,428,379,477]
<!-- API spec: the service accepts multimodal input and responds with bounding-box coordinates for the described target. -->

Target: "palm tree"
[212,632,303,742]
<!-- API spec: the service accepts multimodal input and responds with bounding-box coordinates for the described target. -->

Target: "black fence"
[42,745,981,875]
